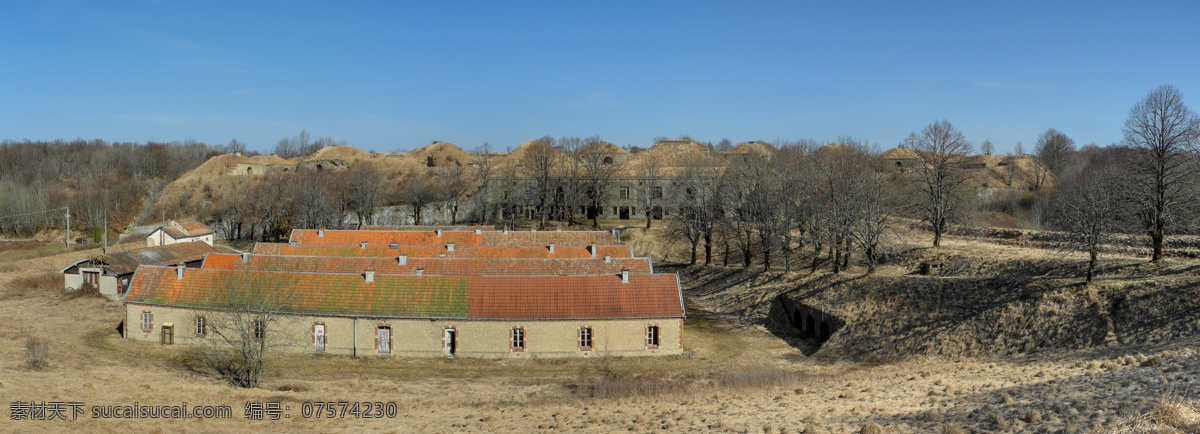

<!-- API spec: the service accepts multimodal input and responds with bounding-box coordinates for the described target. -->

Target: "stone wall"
[124,303,683,358]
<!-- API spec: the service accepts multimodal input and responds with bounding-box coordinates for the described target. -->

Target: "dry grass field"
[3,227,1200,432]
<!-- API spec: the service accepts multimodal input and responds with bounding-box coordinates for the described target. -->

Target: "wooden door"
[377,327,391,354]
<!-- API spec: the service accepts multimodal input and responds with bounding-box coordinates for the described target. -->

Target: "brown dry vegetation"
[3,226,1200,432]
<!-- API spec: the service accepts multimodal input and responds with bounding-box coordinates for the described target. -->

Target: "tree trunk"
[933,218,943,247]
[723,238,730,267]
[704,233,713,266]
[832,236,842,274]
[1151,218,1165,263]
[689,242,697,265]
[763,247,771,272]
[1086,250,1097,285]
[811,257,819,275]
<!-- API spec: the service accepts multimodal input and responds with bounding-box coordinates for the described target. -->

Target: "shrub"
[712,365,799,390]
[65,282,102,300]
[14,272,61,293]
[25,338,49,370]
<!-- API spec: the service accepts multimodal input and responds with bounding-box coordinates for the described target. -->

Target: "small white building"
[147,221,214,247]
[62,242,217,299]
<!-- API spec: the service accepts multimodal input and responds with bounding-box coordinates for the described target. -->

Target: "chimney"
[318,228,325,237]
[389,242,398,249]
[591,243,597,258]
[620,268,629,283]
[531,227,537,232]
[365,269,375,283]
[447,242,455,252]
[604,255,611,263]
[397,254,407,265]
[548,243,555,254]
[610,228,616,236]
[415,267,424,276]
[289,240,297,247]
[503,227,509,235]
[436,228,442,237]
[360,241,368,249]
[475,226,482,235]
[176,263,186,280]
[439,252,446,258]
[241,252,250,263]
[556,226,562,232]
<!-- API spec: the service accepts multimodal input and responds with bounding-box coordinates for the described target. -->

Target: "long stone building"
[123,266,684,358]
[121,228,684,358]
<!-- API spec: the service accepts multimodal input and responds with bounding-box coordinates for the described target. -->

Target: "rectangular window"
[579,327,593,350]
[652,186,663,200]
[253,320,265,340]
[141,312,152,332]
[646,326,660,348]
[195,316,206,336]
[619,186,630,200]
[511,327,525,351]
[524,187,534,199]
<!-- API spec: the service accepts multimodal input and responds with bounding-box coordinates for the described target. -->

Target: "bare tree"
[674,156,723,265]
[715,138,734,152]
[437,163,476,225]
[522,138,558,229]
[1122,84,1200,262]
[579,138,618,228]
[189,272,298,388]
[1025,159,1053,192]
[471,143,495,224]
[1052,167,1122,284]
[722,157,766,268]
[1014,141,1024,156]
[399,170,441,225]
[290,172,339,229]
[980,140,994,156]
[904,119,974,247]
[347,164,384,226]
[1035,128,1077,181]
[558,137,585,226]
[635,153,664,229]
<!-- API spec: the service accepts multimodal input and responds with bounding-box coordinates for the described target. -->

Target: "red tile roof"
[253,243,634,259]
[289,229,617,246]
[467,274,683,320]
[126,266,468,318]
[292,229,482,245]
[203,253,653,275]
[159,221,213,239]
[479,231,618,246]
[126,266,683,320]
[359,225,496,231]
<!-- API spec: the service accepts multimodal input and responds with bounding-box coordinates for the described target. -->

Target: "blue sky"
[3,1,1198,154]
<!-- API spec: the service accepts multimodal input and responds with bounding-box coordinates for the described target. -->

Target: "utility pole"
[103,209,108,253]
[65,206,71,247]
